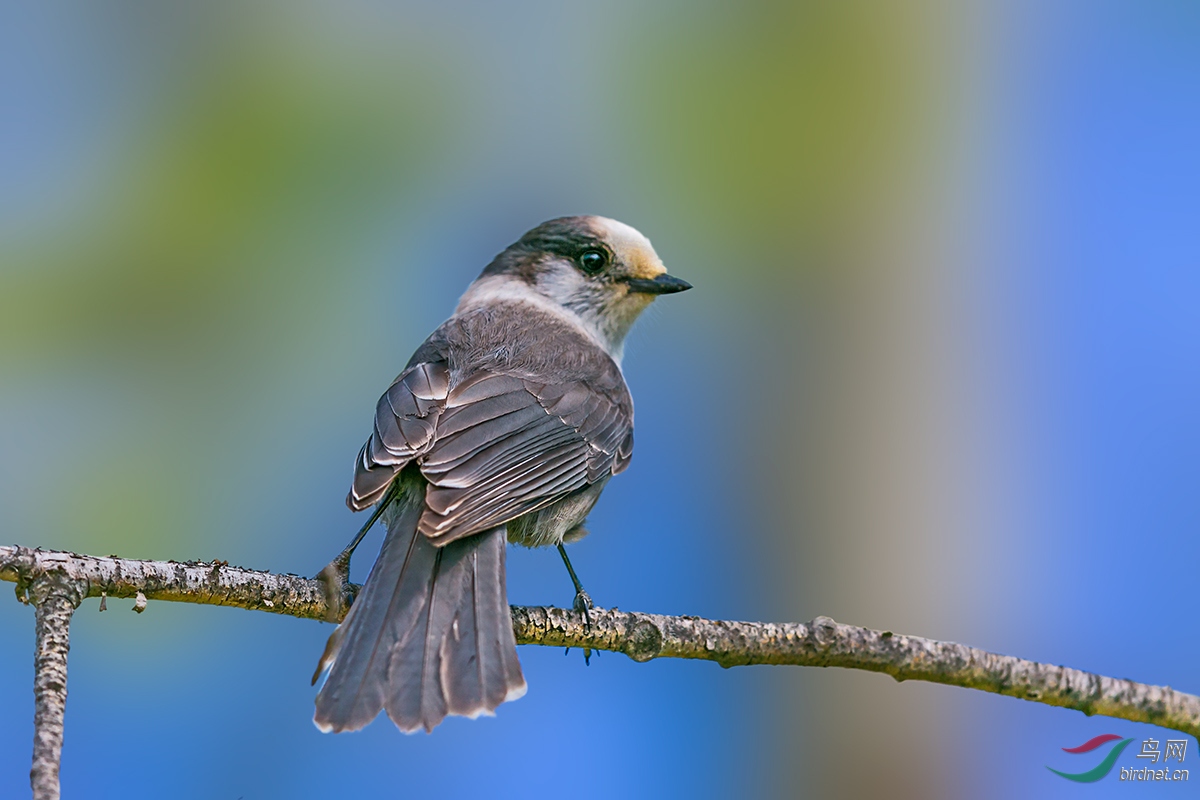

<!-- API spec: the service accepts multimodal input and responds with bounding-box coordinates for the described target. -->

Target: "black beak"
[622,274,693,295]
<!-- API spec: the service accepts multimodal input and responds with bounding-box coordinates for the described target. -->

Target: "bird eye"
[577,249,607,274]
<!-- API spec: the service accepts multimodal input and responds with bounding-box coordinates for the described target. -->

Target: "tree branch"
[24,568,83,800]
[3,544,1198,759]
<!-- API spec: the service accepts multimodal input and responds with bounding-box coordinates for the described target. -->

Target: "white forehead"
[589,216,664,277]
[591,216,652,252]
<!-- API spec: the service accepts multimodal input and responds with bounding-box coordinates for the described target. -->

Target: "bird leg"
[316,484,397,622]
[556,542,597,665]
[556,542,594,622]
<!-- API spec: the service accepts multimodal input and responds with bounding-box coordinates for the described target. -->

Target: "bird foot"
[572,590,595,665]
[315,552,355,623]
[573,589,594,626]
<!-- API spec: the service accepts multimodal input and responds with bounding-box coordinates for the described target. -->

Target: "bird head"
[468,216,691,360]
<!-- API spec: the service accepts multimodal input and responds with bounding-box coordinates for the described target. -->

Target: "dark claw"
[316,554,353,623]
[572,591,595,664]
[557,542,597,665]
[573,589,594,624]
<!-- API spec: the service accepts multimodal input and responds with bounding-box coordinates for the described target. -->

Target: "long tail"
[313,478,526,734]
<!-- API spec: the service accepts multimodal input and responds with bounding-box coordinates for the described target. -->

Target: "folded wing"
[347,361,451,511]
[349,361,634,546]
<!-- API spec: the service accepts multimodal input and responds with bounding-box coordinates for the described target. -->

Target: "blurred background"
[1,1,1197,797]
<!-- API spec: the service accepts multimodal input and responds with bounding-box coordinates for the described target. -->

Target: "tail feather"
[434,531,525,720]
[314,482,525,734]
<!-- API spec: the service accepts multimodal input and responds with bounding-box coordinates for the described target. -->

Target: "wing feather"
[349,328,634,539]
[414,369,632,545]
[348,362,450,510]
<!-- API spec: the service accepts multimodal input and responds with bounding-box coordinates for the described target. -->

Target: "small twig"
[27,570,83,800]
[2,544,1198,742]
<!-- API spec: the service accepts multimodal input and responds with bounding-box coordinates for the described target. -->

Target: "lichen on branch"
[3,543,1198,746]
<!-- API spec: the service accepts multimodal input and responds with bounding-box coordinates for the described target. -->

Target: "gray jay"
[312,215,691,734]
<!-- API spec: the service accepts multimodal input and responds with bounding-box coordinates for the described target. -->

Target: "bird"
[311,215,691,734]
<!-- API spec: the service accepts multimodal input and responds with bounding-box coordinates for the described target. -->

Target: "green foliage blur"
[2,2,946,562]
[1,3,983,797]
